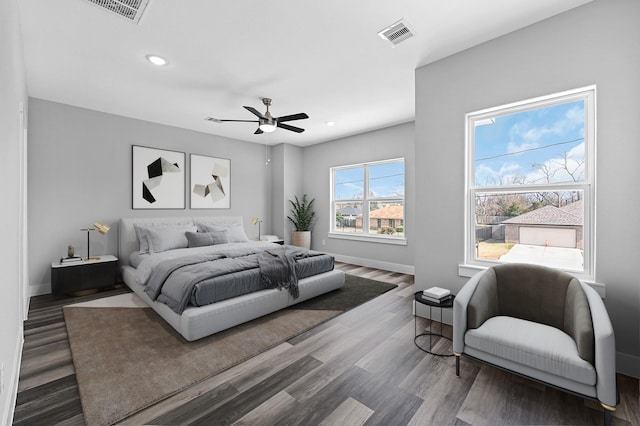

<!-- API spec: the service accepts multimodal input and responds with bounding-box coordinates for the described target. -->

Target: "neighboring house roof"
[559,199,584,217]
[502,205,582,226]
[369,205,404,220]
[337,207,361,216]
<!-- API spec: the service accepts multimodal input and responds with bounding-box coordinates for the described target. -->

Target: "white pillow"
[199,223,249,243]
[145,225,197,254]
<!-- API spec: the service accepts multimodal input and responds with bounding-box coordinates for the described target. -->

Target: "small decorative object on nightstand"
[51,255,118,296]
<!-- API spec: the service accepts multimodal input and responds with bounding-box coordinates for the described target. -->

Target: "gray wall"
[28,99,273,294]
[302,122,415,270]
[270,143,304,244]
[0,0,27,421]
[415,0,640,376]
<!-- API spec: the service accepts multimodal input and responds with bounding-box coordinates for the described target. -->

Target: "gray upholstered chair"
[453,263,617,425]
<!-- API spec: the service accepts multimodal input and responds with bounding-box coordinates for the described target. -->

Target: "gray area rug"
[64,274,397,425]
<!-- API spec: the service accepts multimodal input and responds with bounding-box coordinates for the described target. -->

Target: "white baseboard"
[331,253,415,275]
[1,328,24,426]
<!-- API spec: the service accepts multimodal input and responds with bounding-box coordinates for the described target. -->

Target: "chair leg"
[601,402,615,426]
[455,354,460,376]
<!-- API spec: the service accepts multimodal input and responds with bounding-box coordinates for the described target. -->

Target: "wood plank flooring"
[13,263,639,425]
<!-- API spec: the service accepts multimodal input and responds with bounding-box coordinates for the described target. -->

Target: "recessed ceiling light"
[325,121,335,126]
[146,55,168,66]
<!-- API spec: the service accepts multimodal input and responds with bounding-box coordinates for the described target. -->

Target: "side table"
[51,255,118,296]
[414,291,455,357]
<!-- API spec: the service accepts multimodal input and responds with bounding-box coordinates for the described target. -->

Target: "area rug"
[64,275,397,425]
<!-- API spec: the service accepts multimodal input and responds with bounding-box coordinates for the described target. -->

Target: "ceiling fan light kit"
[207,98,309,135]
[258,120,277,133]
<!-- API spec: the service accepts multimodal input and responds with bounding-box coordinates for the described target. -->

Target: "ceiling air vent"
[377,19,414,47]
[84,0,151,24]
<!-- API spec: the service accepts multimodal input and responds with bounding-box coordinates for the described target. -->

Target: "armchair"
[453,263,617,425]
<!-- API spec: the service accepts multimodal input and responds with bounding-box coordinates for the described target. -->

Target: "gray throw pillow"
[186,231,230,247]
[199,223,249,243]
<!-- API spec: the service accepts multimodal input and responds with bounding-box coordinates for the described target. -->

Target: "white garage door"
[519,227,576,248]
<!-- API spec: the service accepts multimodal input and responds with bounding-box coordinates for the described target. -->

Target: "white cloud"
[507,140,538,154]
[507,104,584,150]
[475,162,521,185]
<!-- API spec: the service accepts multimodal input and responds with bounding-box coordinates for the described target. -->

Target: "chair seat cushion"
[465,316,596,386]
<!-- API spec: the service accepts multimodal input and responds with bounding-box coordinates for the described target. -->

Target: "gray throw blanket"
[257,248,299,298]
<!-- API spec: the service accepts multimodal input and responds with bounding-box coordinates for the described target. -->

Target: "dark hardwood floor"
[13,263,639,425]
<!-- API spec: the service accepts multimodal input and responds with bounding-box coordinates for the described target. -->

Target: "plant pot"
[291,231,311,249]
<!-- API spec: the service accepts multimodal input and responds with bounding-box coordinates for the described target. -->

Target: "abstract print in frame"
[190,153,231,209]
[132,145,185,209]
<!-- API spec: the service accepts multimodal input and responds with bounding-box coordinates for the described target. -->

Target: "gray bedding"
[143,245,334,313]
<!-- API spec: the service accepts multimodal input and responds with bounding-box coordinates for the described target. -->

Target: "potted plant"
[287,194,315,248]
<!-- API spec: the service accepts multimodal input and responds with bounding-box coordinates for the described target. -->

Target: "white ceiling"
[17,0,593,147]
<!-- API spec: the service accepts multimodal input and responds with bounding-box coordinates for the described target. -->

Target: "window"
[465,87,595,279]
[331,158,405,243]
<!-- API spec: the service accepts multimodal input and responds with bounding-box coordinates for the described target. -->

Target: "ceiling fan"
[206,98,309,134]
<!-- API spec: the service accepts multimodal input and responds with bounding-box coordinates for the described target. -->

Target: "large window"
[465,87,595,279]
[331,158,405,243]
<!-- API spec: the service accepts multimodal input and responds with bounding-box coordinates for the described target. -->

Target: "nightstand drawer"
[51,255,117,296]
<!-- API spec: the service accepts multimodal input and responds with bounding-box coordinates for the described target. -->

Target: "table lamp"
[81,221,110,260]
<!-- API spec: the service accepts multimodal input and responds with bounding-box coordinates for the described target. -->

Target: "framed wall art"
[132,145,185,209]
[190,153,231,209]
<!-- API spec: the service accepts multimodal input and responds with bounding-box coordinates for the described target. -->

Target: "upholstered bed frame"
[119,216,345,341]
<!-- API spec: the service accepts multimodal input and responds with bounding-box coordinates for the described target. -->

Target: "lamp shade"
[94,222,110,235]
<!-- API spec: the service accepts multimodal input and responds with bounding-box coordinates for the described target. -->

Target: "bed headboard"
[119,216,243,267]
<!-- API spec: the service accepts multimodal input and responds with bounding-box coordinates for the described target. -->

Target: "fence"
[476,224,505,241]
[476,216,510,225]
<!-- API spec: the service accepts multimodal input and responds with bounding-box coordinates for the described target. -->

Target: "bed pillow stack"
[195,222,250,243]
[134,223,196,254]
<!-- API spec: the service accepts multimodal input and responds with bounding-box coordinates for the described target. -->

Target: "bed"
[119,216,345,341]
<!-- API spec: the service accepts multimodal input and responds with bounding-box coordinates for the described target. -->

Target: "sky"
[335,161,405,200]
[474,100,585,187]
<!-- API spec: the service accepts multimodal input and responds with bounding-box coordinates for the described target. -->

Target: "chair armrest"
[453,269,486,353]
[581,282,617,407]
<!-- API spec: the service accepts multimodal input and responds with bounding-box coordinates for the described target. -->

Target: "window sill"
[328,232,407,246]
[457,263,606,298]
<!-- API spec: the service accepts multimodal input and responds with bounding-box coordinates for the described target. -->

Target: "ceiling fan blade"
[244,106,266,119]
[205,117,258,123]
[254,128,264,135]
[277,122,305,133]
[276,113,309,122]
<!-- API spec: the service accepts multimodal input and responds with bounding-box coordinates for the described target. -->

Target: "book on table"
[422,286,451,300]
[421,294,453,304]
[60,256,83,264]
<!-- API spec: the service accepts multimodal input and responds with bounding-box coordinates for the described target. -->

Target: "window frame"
[463,86,596,280]
[329,158,406,245]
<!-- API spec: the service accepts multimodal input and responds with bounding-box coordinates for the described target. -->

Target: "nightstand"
[255,239,285,245]
[51,255,118,296]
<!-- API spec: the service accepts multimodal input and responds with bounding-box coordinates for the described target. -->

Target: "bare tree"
[551,151,584,182]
